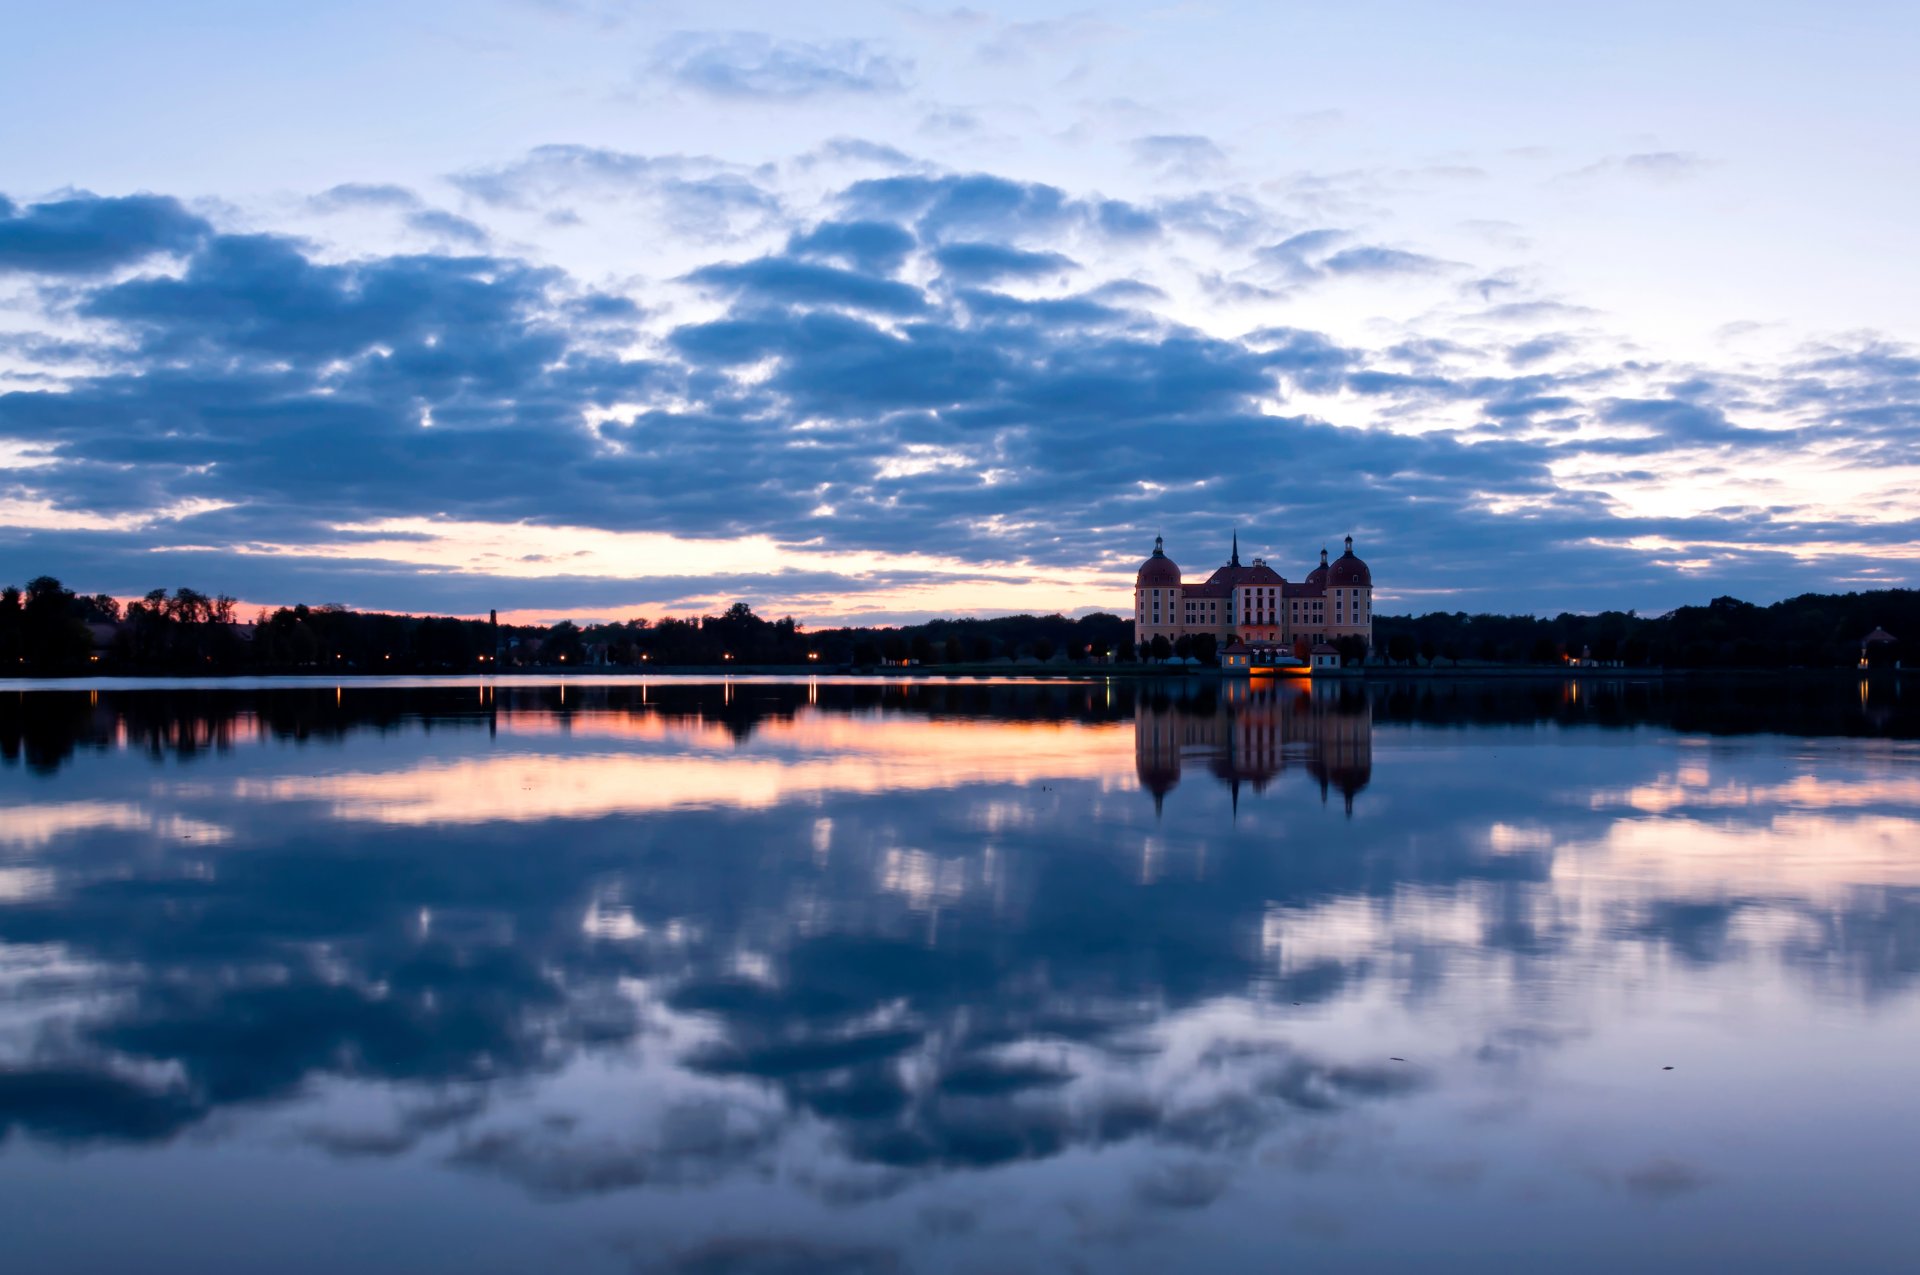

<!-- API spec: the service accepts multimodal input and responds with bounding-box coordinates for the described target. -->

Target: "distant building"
[1861,626,1897,669]
[1133,533,1374,654]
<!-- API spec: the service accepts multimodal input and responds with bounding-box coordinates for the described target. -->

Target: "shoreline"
[1,664,1903,688]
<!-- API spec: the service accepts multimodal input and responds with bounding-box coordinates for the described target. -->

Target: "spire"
[1230,530,1241,567]
[1320,547,1329,568]
[1344,534,1353,555]
[1153,534,1164,557]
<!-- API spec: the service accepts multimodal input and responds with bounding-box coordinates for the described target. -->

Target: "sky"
[2,0,1918,625]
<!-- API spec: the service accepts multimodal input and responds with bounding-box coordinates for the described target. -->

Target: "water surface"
[2,677,1917,1273]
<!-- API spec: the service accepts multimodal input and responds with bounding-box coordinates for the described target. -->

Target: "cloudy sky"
[3,1,1917,624]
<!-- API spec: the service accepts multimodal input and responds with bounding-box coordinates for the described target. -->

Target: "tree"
[1333,634,1368,666]
[545,621,586,664]
[1528,635,1562,665]
[944,636,965,664]
[23,576,90,671]
[0,586,22,666]
[1386,632,1415,666]
[1190,632,1218,665]
[1033,637,1056,662]
[1418,637,1438,668]
[1172,634,1193,661]
[971,636,993,662]
[1149,634,1172,662]
[910,634,933,664]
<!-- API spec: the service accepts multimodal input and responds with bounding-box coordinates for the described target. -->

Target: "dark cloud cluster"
[1,162,1917,615]
[0,192,208,276]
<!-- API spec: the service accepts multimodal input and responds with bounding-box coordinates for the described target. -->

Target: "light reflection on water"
[1,677,1918,1274]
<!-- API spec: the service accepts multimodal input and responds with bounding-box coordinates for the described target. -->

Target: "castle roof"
[1327,535,1371,587]
[1136,536,1180,587]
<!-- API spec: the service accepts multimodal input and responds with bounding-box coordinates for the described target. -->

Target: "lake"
[2,675,1917,1273]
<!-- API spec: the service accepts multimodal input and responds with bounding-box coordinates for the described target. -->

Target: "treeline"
[0,577,1137,674]
[3,573,1912,676]
[1371,592,1916,669]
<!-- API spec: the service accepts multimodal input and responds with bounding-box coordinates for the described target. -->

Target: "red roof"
[1327,536,1371,587]
[1136,536,1181,587]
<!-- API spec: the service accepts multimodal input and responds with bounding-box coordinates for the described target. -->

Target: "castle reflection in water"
[1134,679,1372,814]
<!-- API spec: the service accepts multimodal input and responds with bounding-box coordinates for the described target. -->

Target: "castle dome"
[1327,535,1371,587]
[1137,536,1181,587]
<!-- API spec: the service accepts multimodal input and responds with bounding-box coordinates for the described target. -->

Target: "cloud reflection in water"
[1,677,1918,1273]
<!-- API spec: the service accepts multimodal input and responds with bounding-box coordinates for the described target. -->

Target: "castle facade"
[1133,534,1374,653]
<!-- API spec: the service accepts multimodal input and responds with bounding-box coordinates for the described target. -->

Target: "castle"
[1133,533,1374,654]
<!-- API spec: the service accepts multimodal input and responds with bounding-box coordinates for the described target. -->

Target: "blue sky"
[2,0,1917,623]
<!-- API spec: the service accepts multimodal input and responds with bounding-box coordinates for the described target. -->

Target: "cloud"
[3,159,1920,618]
[1133,1160,1232,1209]
[640,1237,904,1275]
[405,209,490,246]
[1621,1155,1710,1199]
[449,146,780,237]
[840,173,1158,244]
[799,138,921,170]
[310,182,422,212]
[0,192,209,276]
[786,219,918,275]
[1622,151,1707,180]
[1130,134,1228,179]
[685,257,929,315]
[931,241,1077,284]
[652,32,911,99]
[1568,151,1710,184]
[448,1097,784,1197]
[1321,245,1453,277]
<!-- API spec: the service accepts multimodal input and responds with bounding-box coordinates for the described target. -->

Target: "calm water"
[2,676,1917,1274]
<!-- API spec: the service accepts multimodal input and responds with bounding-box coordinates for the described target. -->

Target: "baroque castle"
[1132,533,1374,653]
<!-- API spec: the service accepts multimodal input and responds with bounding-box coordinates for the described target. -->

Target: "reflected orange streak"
[495,712,735,748]
[234,717,1134,825]
[1,801,232,847]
